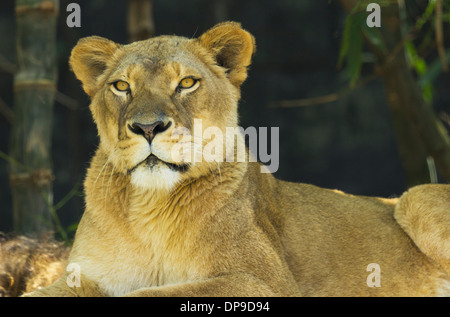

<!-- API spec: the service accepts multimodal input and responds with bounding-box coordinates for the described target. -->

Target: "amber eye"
[114,80,130,92]
[178,77,197,89]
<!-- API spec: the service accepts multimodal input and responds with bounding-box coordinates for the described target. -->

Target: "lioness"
[27,22,449,297]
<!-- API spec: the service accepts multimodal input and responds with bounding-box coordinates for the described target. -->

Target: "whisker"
[106,163,115,195]
[94,157,111,186]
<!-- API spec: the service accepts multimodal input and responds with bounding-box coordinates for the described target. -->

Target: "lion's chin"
[129,160,181,192]
[145,154,190,173]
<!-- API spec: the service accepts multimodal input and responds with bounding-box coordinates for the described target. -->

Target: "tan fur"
[25,22,450,297]
[394,185,450,277]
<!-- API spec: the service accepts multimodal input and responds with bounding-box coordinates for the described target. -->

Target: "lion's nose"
[128,120,171,144]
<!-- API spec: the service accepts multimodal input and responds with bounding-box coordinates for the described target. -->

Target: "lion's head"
[70,22,255,192]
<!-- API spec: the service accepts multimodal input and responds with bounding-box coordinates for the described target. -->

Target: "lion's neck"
[126,160,248,251]
[85,151,248,244]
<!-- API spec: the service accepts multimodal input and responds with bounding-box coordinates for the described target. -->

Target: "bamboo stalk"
[0,53,79,110]
[9,0,59,234]
[127,0,155,42]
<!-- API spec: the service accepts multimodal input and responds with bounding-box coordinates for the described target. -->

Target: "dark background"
[1,0,449,234]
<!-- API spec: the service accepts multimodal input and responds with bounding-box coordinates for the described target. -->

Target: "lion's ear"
[69,36,121,97]
[198,22,256,88]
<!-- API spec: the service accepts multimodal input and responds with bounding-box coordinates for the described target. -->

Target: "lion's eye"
[178,77,197,89]
[113,81,130,92]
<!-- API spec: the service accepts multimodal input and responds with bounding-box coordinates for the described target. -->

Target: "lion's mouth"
[128,154,189,175]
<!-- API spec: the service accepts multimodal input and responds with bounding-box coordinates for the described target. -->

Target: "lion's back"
[272,181,447,296]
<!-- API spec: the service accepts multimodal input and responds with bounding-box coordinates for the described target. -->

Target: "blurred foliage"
[338,0,450,187]
[338,3,387,86]
[338,0,450,104]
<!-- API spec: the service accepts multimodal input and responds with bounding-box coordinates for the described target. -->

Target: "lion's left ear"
[198,22,256,88]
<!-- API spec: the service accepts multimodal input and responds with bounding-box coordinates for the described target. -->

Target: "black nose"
[128,121,171,144]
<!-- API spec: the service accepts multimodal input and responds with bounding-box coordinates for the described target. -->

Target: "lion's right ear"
[69,36,121,97]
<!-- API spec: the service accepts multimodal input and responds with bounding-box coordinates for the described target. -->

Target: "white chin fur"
[130,165,180,192]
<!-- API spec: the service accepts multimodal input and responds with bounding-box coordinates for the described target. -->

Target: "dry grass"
[0,232,70,297]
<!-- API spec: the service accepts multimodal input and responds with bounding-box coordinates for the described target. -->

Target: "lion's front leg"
[123,273,299,297]
[23,273,105,297]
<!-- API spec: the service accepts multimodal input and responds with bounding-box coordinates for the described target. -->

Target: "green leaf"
[362,24,387,55]
[415,0,436,30]
[404,41,436,104]
[405,41,427,75]
[338,13,353,68]
[66,223,79,234]
[422,84,433,104]
[347,24,364,86]
[419,51,450,87]
[338,11,366,86]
